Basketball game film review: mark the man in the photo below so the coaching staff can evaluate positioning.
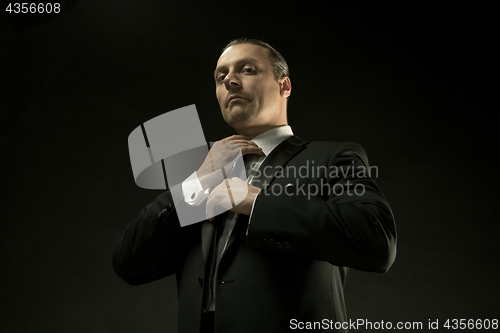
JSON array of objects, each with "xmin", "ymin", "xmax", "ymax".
[{"xmin": 113, "ymin": 38, "xmax": 397, "ymax": 333}]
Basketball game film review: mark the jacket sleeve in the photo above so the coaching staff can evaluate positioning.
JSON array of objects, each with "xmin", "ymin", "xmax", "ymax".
[
  {"xmin": 246, "ymin": 142, "xmax": 397, "ymax": 273},
  {"xmin": 112, "ymin": 189, "xmax": 200, "ymax": 285}
]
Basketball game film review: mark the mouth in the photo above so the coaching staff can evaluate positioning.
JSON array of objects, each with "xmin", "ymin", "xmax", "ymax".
[{"xmin": 227, "ymin": 95, "xmax": 247, "ymax": 106}]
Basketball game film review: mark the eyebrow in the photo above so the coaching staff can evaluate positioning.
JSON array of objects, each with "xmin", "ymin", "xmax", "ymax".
[{"xmin": 214, "ymin": 57, "xmax": 262, "ymax": 77}]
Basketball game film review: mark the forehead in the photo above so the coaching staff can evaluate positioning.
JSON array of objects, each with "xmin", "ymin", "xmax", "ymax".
[{"xmin": 216, "ymin": 43, "xmax": 270, "ymax": 68}]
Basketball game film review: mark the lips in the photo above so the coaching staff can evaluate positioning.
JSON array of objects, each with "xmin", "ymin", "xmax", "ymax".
[{"xmin": 227, "ymin": 95, "xmax": 247, "ymax": 106}]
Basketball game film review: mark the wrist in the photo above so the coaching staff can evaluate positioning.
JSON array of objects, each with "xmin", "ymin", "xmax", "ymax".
[{"xmin": 197, "ymin": 169, "xmax": 224, "ymax": 190}]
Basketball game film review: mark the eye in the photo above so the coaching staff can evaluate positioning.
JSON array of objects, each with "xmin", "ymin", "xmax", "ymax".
[
  {"xmin": 217, "ymin": 73, "xmax": 227, "ymax": 82},
  {"xmin": 243, "ymin": 67, "xmax": 255, "ymax": 74}
]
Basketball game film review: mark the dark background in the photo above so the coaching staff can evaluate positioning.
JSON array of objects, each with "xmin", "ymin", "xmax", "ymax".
[{"xmin": 1, "ymin": 1, "xmax": 498, "ymax": 332}]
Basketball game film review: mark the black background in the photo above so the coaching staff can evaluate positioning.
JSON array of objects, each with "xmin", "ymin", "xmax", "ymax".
[{"xmin": 1, "ymin": 1, "xmax": 498, "ymax": 332}]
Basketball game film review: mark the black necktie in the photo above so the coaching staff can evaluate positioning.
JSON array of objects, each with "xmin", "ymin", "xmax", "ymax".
[{"xmin": 204, "ymin": 148, "xmax": 263, "ymax": 312}]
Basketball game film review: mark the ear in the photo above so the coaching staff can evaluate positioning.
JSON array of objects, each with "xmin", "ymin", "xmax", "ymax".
[{"xmin": 279, "ymin": 76, "xmax": 292, "ymax": 98}]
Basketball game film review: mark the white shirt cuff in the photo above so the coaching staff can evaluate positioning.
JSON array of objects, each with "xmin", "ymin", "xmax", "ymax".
[{"xmin": 182, "ymin": 171, "xmax": 210, "ymax": 206}]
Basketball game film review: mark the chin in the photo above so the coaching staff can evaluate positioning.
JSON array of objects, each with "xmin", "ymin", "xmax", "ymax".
[{"xmin": 225, "ymin": 106, "xmax": 250, "ymax": 121}]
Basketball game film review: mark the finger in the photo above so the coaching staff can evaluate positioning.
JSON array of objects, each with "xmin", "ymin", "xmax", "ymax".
[
  {"xmin": 212, "ymin": 140, "xmax": 244, "ymax": 151},
  {"xmin": 230, "ymin": 140, "xmax": 260, "ymax": 147},
  {"xmin": 228, "ymin": 177, "xmax": 249, "ymax": 206},
  {"xmin": 209, "ymin": 151, "xmax": 215, "ymax": 172},
  {"xmin": 213, "ymin": 141, "xmax": 257, "ymax": 155},
  {"xmin": 220, "ymin": 135, "xmax": 253, "ymax": 142},
  {"xmin": 241, "ymin": 146, "xmax": 265, "ymax": 155},
  {"xmin": 206, "ymin": 182, "xmax": 226, "ymax": 221},
  {"xmin": 213, "ymin": 140, "xmax": 259, "ymax": 152},
  {"xmin": 223, "ymin": 140, "xmax": 260, "ymax": 155}
]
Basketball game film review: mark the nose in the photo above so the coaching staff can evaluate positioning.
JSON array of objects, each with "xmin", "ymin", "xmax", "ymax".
[{"xmin": 223, "ymin": 71, "xmax": 241, "ymax": 90}]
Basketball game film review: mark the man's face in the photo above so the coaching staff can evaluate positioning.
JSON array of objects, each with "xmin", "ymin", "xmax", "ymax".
[{"xmin": 214, "ymin": 43, "xmax": 286, "ymax": 133}]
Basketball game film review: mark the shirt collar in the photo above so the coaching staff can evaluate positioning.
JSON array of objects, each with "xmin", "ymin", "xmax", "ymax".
[{"xmin": 250, "ymin": 125, "xmax": 294, "ymax": 156}]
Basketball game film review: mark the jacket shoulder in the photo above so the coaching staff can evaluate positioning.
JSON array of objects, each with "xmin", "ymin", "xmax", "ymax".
[{"xmin": 302, "ymin": 140, "xmax": 370, "ymax": 167}]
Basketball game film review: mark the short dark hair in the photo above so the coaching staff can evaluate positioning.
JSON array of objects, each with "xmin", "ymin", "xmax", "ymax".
[{"xmin": 221, "ymin": 38, "xmax": 289, "ymax": 81}]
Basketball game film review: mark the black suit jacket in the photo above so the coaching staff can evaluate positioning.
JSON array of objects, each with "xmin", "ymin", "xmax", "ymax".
[{"xmin": 113, "ymin": 136, "xmax": 397, "ymax": 333}]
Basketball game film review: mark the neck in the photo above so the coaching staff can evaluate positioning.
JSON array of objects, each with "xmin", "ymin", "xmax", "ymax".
[{"xmin": 235, "ymin": 123, "xmax": 288, "ymax": 138}]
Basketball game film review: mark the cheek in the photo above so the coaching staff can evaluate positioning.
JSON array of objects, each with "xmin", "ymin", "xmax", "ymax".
[
  {"xmin": 257, "ymin": 86, "xmax": 274, "ymax": 104},
  {"xmin": 216, "ymin": 91, "xmax": 224, "ymax": 106}
]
